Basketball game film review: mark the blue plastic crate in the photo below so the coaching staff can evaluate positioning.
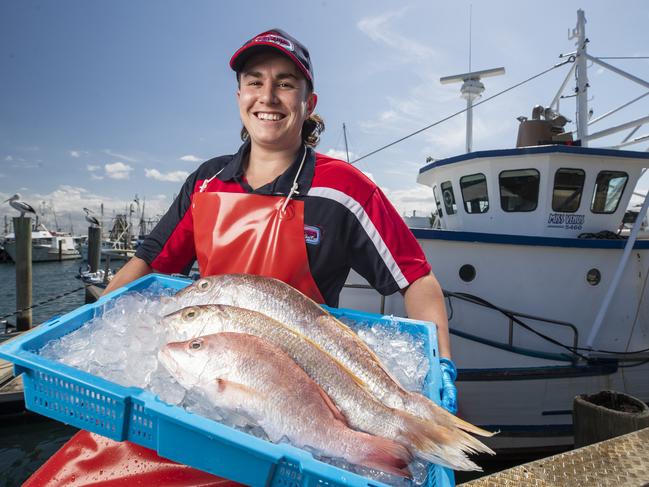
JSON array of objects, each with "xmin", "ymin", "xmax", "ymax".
[{"xmin": 0, "ymin": 274, "xmax": 454, "ymax": 487}]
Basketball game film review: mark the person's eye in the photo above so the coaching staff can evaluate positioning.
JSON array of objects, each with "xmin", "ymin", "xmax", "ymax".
[{"xmin": 278, "ymin": 82, "xmax": 294, "ymax": 89}]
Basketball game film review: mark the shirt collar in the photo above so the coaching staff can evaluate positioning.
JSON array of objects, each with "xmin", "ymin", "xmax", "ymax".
[{"xmin": 217, "ymin": 141, "xmax": 316, "ymax": 196}]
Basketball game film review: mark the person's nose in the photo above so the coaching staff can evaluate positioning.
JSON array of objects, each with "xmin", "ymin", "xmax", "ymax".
[{"xmin": 259, "ymin": 83, "xmax": 278, "ymax": 105}]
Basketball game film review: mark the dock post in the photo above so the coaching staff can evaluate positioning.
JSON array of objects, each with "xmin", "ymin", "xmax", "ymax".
[
  {"xmin": 14, "ymin": 217, "xmax": 32, "ymax": 331},
  {"xmin": 58, "ymin": 239, "xmax": 63, "ymax": 261},
  {"xmin": 86, "ymin": 226, "xmax": 101, "ymax": 303},
  {"xmin": 87, "ymin": 226, "xmax": 101, "ymax": 272}
]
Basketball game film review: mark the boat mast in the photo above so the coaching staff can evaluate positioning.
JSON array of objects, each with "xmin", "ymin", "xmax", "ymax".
[
  {"xmin": 343, "ymin": 123, "xmax": 350, "ymax": 163},
  {"xmin": 572, "ymin": 9, "xmax": 589, "ymax": 145}
]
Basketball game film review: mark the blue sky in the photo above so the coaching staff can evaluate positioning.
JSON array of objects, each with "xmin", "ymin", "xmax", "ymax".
[{"xmin": 2, "ymin": 1, "xmax": 648, "ymax": 233}]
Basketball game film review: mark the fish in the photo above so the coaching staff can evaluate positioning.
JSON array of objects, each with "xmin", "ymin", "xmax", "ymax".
[
  {"xmin": 166, "ymin": 274, "xmax": 495, "ymax": 447},
  {"xmin": 158, "ymin": 332, "xmax": 413, "ymax": 478},
  {"xmin": 163, "ymin": 304, "xmax": 484, "ymax": 470}
]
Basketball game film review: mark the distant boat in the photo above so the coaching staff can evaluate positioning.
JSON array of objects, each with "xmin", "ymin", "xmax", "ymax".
[{"xmin": 3, "ymin": 224, "xmax": 81, "ymax": 262}]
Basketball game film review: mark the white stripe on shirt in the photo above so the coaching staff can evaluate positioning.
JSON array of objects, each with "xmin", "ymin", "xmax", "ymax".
[{"xmin": 307, "ymin": 186, "xmax": 409, "ymax": 288}]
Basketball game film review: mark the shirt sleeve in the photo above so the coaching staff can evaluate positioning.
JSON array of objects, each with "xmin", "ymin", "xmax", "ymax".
[
  {"xmin": 349, "ymin": 186, "xmax": 432, "ymax": 295},
  {"xmin": 134, "ymin": 171, "xmax": 198, "ymax": 275}
]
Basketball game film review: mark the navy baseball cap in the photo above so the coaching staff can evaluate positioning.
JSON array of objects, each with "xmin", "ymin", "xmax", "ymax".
[{"xmin": 230, "ymin": 29, "xmax": 314, "ymax": 87}]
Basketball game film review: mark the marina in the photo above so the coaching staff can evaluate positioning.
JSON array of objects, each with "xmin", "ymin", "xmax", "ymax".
[{"xmin": 1, "ymin": 5, "xmax": 649, "ymax": 487}]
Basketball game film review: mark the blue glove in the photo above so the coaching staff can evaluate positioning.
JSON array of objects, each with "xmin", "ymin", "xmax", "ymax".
[{"xmin": 439, "ymin": 358, "xmax": 458, "ymax": 414}]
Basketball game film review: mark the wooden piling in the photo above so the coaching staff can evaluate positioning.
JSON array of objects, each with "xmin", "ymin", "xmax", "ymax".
[
  {"xmin": 87, "ymin": 226, "xmax": 101, "ymax": 273},
  {"xmin": 86, "ymin": 226, "xmax": 102, "ymax": 303},
  {"xmin": 58, "ymin": 239, "xmax": 63, "ymax": 261},
  {"xmin": 13, "ymin": 217, "xmax": 32, "ymax": 331}
]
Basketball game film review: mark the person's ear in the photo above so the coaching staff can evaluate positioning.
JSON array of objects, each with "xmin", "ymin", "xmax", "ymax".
[{"xmin": 307, "ymin": 92, "xmax": 318, "ymax": 115}]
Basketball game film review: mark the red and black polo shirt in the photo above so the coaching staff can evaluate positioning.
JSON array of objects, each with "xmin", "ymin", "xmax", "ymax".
[{"xmin": 135, "ymin": 142, "xmax": 431, "ymax": 306}]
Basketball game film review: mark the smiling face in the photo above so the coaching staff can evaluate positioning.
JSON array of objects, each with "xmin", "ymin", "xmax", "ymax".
[{"xmin": 237, "ymin": 51, "xmax": 317, "ymax": 153}]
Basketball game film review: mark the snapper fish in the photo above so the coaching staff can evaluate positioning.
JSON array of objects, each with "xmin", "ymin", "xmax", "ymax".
[
  {"xmin": 163, "ymin": 304, "xmax": 484, "ymax": 470},
  {"xmin": 158, "ymin": 332, "xmax": 413, "ymax": 478},
  {"xmin": 166, "ymin": 274, "xmax": 495, "ymax": 445}
]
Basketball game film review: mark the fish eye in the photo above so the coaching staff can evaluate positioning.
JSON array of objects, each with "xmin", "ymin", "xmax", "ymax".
[
  {"xmin": 183, "ymin": 308, "xmax": 197, "ymax": 319},
  {"xmin": 189, "ymin": 339, "xmax": 202, "ymax": 350},
  {"xmin": 198, "ymin": 280, "xmax": 210, "ymax": 291}
]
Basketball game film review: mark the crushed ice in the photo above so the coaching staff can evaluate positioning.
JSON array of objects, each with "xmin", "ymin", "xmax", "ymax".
[{"xmin": 39, "ymin": 284, "xmax": 436, "ymax": 486}]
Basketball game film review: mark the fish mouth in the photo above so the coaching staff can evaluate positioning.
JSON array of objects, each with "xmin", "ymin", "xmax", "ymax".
[{"xmin": 157, "ymin": 348, "xmax": 180, "ymax": 378}]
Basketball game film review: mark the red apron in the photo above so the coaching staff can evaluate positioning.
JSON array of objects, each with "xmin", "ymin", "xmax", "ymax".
[
  {"xmin": 26, "ymin": 149, "xmax": 324, "ymax": 486},
  {"xmin": 192, "ymin": 151, "xmax": 324, "ymax": 303}
]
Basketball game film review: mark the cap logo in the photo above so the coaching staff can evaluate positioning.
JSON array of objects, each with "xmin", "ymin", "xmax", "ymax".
[{"xmin": 253, "ymin": 34, "xmax": 294, "ymax": 52}]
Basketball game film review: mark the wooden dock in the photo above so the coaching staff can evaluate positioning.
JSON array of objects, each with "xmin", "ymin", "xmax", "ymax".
[
  {"xmin": 460, "ymin": 426, "xmax": 649, "ymax": 487},
  {"xmin": 0, "ymin": 331, "xmax": 26, "ymax": 412}
]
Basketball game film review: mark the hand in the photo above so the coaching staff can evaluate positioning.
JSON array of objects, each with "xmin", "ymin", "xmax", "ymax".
[{"xmin": 439, "ymin": 358, "xmax": 458, "ymax": 414}]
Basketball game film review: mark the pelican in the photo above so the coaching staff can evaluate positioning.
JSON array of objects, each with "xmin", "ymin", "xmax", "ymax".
[
  {"xmin": 3, "ymin": 193, "xmax": 36, "ymax": 218},
  {"xmin": 83, "ymin": 207, "xmax": 101, "ymax": 227}
]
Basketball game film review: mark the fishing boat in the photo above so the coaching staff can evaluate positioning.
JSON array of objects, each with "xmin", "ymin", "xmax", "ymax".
[
  {"xmin": 340, "ymin": 10, "xmax": 649, "ymax": 455},
  {"xmin": 3, "ymin": 224, "xmax": 81, "ymax": 262}
]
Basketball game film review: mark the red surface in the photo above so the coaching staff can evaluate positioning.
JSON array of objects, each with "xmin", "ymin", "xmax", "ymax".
[
  {"xmin": 193, "ymin": 191, "xmax": 325, "ymax": 303},
  {"xmin": 24, "ymin": 430, "xmax": 243, "ymax": 487}
]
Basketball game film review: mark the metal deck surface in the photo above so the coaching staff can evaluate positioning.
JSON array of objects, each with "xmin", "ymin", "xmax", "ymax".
[{"xmin": 460, "ymin": 427, "xmax": 649, "ymax": 487}]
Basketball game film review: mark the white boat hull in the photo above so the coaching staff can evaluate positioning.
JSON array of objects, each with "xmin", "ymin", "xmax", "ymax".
[{"xmin": 3, "ymin": 242, "xmax": 81, "ymax": 262}]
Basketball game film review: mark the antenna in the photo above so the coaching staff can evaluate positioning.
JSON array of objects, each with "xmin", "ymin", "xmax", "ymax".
[{"xmin": 440, "ymin": 67, "xmax": 505, "ymax": 153}]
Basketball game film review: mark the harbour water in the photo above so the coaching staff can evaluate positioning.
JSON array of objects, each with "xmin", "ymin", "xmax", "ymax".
[{"xmin": 0, "ymin": 260, "xmax": 91, "ymax": 327}]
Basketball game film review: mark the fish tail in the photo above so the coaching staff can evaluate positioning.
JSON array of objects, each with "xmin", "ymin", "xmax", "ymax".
[
  {"xmin": 397, "ymin": 411, "xmax": 488, "ymax": 471},
  {"xmin": 352, "ymin": 433, "xmax": 413, "ymax": 479},
  {"xmin": 404, "ymin": 391, "xmax": 497, "ymax": 438}
]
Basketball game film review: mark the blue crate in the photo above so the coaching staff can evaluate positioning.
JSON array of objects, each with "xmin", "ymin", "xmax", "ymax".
[{"xmin": 0, "ymin": 274, "xmax": 454, "ymax": 487}]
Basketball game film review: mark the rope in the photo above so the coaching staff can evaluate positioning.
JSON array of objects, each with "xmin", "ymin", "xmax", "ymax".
[
  {"xmin": 0, "ymin": 286, "xmax": 86, "ymax": 321},
  {"xmin": 350, "ymin": 57, "xmax": 575, "ymax": 165}
]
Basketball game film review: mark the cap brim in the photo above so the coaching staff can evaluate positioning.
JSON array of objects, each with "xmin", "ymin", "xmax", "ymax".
[{"xmin": 229, "ymin": 43, "xmax": 312, "ymax": 84}]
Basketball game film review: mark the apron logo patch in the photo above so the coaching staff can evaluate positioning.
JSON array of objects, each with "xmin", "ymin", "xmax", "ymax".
[{"xmin": 304, "ymin": 225, "xmax": 321, "ymax": 245}]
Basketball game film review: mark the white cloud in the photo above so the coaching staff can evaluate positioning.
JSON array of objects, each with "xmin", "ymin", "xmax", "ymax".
[
  {"xmin": 5, "ymin": 155, "xmax": 13, "ymax": 161},
  {"xmin": 103, "ymin": 149, "xmax": 138, "ymax": 163},
  {"xmin": 70, "ymin": 150, "xmax": 81, "ymax": 158},
  {"xmin": 105, "ymin": 162, "xmax": 133, "ymax": 180},
  {"xmin": 180, "ymin": 155, "xmax": 202, "ymax": 163},
  {"xmin": 383, "ymin": 184, "xmax": 435, "ymax": 215},
  {"xmin": 361, "ymin": 171, "xmax": 376, "ymax": 182},
  {"xmin": 87, "ymin": 164, "xmax": 100, "ymax": 172},
  {"xmin": 324, "ymin": 148, "xmax": 357, "ymax": 162},
  {"xmin": 145, "ymin": 168, "xmax": 189, "ymax": 182},
  {"xmin": 357, "ymin": 9, "xmax": 436, "ymax": 63},
  {"xmin": 91, "ymin": 174, "xmax": 104, "ymax": 180}
]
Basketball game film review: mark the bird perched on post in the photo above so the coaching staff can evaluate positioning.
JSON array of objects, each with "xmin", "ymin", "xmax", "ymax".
[
  {"xmin": 3, "ymin": 193, "xmax": 36, "ymax": 218},
  {"xmin": 83, "ymin": 207, "xmax": 101, "ymax": 227}
]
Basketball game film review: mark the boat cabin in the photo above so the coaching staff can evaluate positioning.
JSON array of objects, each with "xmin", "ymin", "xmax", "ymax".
[{"xmin": 417, "ymin": 145, "xmax": 649, "ymax": 238}]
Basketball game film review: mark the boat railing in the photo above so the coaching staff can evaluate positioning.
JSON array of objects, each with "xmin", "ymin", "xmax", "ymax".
[
  {"xmin": 446, "ymin": 291, "xmax": 579, "ymax": 361},
  {"xmin": 343, "ymin": 283, "xmax": 580, "ymax": 360}
]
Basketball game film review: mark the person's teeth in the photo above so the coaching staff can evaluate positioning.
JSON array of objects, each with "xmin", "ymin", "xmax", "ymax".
[{"xmin": 256, "ymin": 113, "xmax": 283, "ymax": 121}]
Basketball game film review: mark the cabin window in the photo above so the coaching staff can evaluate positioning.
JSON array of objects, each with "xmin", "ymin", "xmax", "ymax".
[
  {"xmin": 552, "ymin": 168, "xmax": 585, "ymax": 212},
  {"xmin": 460, "ymin": 173, "xmax": 489, "ymax": 213},
  {"xmin": 499, "ymin": 169, "xmax": 540, "ymax": 212},
  {"xmin": 591, "ymin": 171, "xmax": 628, "ymax": 214},
  {"xmin": 432, "ymin": 185, "xmax": 443, "ymax": 218},
  {"xmin": 441, "ymin": 181, "xmax": 457, "ymax": 215}
]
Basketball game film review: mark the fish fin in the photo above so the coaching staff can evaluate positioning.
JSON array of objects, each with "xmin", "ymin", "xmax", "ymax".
[
  {"xmin": 396, "ymin": 410, "xmax": 490, "ymax": 470},
  {"xmin": 316, "ymin": 315, "xmax": 408, "ymax": 389},
  {"xmin": 356, "ymin": 435, "xmax": 413, "ymax": 479},
  {"xmin": 315, "ymin": 382, "xmax": 349, "ymax": 426},
  {"xmin": 216, "ymin": 379, "xmax": 261, "ymax": 398},
  {"xmin": 405, "ymin": 391, "xmax": 497, "ymax": 438}
]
